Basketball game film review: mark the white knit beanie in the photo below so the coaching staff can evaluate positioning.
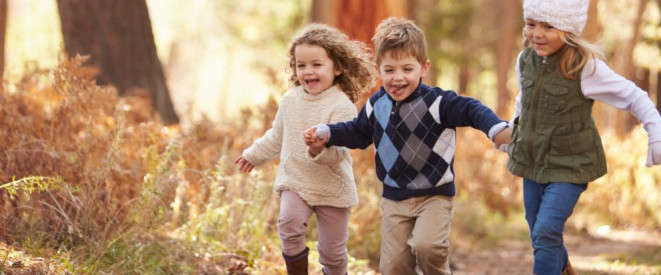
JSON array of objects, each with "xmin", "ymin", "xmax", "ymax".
[{"xmin": 523, "ymin": 0, "xmax": 590, "ymax": 35}]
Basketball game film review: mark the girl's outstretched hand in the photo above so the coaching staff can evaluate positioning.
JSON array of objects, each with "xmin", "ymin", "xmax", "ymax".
[
  {"xmin": 235, "ymin": 155, "xmax": 255, "ymax": 173},
  {"xmin": 647, "ymin": 141, "xmax": 661, "ymax": 167}
]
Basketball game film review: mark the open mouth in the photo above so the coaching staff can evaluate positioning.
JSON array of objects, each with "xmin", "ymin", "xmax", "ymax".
[
  {"xmin": 305, "ymin": 79, "xmax": 319, "ymax": 87},
  {"xmin": 389, "ymin": 84, "xmax": 406, "ymax": 96}
]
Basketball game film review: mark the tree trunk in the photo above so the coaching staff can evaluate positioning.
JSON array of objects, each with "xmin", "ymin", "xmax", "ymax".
[
  {"xmin": 611, "ymin": 0, "xmax": 646, "ymax": 136},
  {"xmin": 56, "ymin": 0, "xmax": 178, "ymax": 124},
  {"xmin": 494, "ymin": 0, "xmax": 520, "ymax": 117},
  {"xmin": 458, "ymin": 64, "xmax": 469, "ymax": 97},
  {"xmin": 657, "ymin": 72, "xmax": 661, "ymax": 114},
  {"xmin": 585, "ymin": 0, "xmax": 607, "ymax": 130},
  {"xmin": 311, "ymin": 0, "xmax": 336, "ymax": 26},
  {"xmin": 582, "ymin": 0, "xmax": 602, "ymax": 43},
  {"xmin": 332, "ymin": 0, "xmax": 414, "ymax": 44},
  {"xmin": 328, "ymin": 0, "xmax": 414, "ymax": 102},
  {"xmin": 0, "ymin": 0, "xmax": 7, "ymax": 83}
]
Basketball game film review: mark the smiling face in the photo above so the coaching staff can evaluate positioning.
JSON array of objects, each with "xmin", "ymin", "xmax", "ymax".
[
  {"xmin": 524, "ymin": 18, "xmax": 566, "ymax": 57},
  {"xmin": 377, "ymin": 51, "xmax": 430, "ymax": 102},
  {"xmin": 294, "ymin": 43, "xmax": 341, "ymax": 95}
]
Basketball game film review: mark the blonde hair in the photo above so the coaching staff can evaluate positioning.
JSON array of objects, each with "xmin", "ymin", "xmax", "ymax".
[
  {"xmin": 522, "ymin": 28, "xmax": 604, "ymax": 79},
  {"xmin": 287, "ymin": 23, "xmax": 377, "ymax": 103},
  {"xmin": 372, "ymin": 17, "xmax": 428, "ymax": 67}
]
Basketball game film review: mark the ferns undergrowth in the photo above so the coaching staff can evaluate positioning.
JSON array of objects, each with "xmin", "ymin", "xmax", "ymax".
[{"xmin": 1, "ymin": 53, "xmax": 659, "ymax": 274}]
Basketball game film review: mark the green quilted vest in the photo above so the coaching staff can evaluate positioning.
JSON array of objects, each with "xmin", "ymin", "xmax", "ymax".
[{"xmin": 508, "ymin": 48, "xmax": 607, "ymax": 183}]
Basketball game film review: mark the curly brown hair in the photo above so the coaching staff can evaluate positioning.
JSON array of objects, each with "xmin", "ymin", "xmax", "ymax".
[{"xmin": 287, "ymin": 23, "xmax": 377, "ymax": 103}]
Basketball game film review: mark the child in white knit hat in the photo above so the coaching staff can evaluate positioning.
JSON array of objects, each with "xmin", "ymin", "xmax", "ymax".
[{"xmin": 506, "ymin": 0, "xmax": 661, "ymax": 274}]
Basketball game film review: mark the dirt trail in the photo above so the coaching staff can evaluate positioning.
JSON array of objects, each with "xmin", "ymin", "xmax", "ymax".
[
  {"xmin": 2, "ymin": 229, "xmax": 660, "ymax": 274},
  {"xmin": 451, "ymin": 228, "xmax": 661, "ymax": 275}
]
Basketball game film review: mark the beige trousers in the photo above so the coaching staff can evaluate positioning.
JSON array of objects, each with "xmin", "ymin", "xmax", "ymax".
[
  {"xmin": 278, "ymin": 190, "xmax": 351, "ymax": 275},
  {"xmin": 380, "ymin": 195, "xmax": 453, "ymax": 275}
]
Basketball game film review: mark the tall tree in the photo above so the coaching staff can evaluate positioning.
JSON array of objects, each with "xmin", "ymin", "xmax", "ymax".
[
  {"xmin": 56, "ymin": 0, "xmax": 178, "ymax": 124},
  {"xmin": 493, "ymin": 0, "xmax": 521, "ymax": 117},
  {"xmin": 0, "ymin": 0, "xmax": 7, "ymax": 83},
  {"xmin": 609, "ymin": 0, "xmax": 647, "ymax": 135},
  {"xmin": 583, "ymin": 0, "xmax": 608, "ymax": 129},
  {"xmin": 312, "ymin": 0, "xmax": 414, "ymax": 44}
]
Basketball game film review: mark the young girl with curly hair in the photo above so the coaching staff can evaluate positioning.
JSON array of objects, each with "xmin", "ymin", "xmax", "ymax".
[{"xmin": 235, "ymin": 23, "xmax": 376, "ymax": 275}]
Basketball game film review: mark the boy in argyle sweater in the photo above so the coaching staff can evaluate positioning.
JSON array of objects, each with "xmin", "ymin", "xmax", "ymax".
[{"xmin": 304, "ymin": 17, "xmax": 511, "ymax": 274}]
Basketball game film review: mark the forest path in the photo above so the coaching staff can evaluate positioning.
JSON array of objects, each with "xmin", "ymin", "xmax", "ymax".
[
  {"xmin": 451, "ymin": 228, "xmax": 661, "ymax": 275},
  {"xmin": 1, "ymin": 228, "xmax": 660, "ymax": 274}
]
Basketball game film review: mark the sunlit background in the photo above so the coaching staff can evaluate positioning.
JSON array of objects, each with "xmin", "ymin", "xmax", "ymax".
[
  {"xmin": 5, "ymin": 0, "xmax": 307, "ymax": 123},
  {"xmin": 2, "ymin": 1, "xmax": 661, "ymax": 273},
  {"xmin": 5, "ymin": 0, "xmax": 660, "ymax": 124}
]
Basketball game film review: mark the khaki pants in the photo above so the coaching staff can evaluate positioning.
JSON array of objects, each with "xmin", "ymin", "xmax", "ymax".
[
  {"xmin": 278, "ymin": 190, "xmax": 351, "ymax": 275},
  {"xmin": 380, "ymin": 195, "xmax": 453, "ymax": 275}
]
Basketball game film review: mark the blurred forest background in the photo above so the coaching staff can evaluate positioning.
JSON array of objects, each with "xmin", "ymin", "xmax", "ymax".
[{"xmin": 0, "ymin": 0, "xmax": 660, "ymax": 274}]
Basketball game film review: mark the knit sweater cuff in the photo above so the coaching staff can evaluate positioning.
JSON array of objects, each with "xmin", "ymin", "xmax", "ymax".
[
  {"xmin": 481, "ymin": 115, "xmax": 506, "ymax": 138},
  {"xmin": 488, "ymin": 122, "xmax": 509, "ymax": 141},
  {"xmin": 645, "ymin": 120, "xmax": 661, "ymax": 144},
  {"xmin": 327, "ymin": 124, "xmax": 348, "ymax": 147}
]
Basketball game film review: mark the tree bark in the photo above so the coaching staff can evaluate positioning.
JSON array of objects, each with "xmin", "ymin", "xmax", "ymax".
[
  {"xmin": 611, "ymin": 0, "xmax": 646, "ymax": 135},
  {"xmin": 328, "ymin": 0, "xmax": 414, "ymax": 103},
  {"xmin": 311, "ymin": 0, "xmax": 336, "ymax": 26},
  {"xmin": 583, "ymin": 0, "xmax": 602, "ymax": 43},
  {"xmin": 494, "ymin": 0, "xmax": 520, "ymax": 117},
  {"xmin": 56, "ymin": 0, "xmax": 178, "ymax": 124},
  {"xmin": 331, "ymin": 0, "xmax": 414, "ymax": 44},
  {"xmin": 657, "ymin": 72, "xmax": 661, "ymax": 114},
  {"xmin": 585, "ymin": 0, "xmax": 607, "ymax": 129},
  {"xmin": 0, "ymin": 0, "xmax": 7, "ymax": 83}
]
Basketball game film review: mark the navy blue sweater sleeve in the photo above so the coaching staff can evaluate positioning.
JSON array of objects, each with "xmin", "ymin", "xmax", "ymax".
[
  {"xmin": 438, "ymin": 89, "xmax": 504, "ymax": 135},
  {"xmin": 327, "ymin": 103, "xmax": 374, "ymax": 149}
]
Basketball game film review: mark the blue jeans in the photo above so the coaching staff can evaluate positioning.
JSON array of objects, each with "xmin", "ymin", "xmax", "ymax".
[{"xmin": 523, "ymin": 179, "xmax": 586, "ymax": 275}]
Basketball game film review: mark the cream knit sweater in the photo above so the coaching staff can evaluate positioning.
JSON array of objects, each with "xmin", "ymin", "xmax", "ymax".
[{"xmin": 242, "ymin": 85, "xmax": 358, "ymax": 208}]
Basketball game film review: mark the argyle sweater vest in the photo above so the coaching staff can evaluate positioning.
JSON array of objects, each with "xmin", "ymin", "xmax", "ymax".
[{"xmin": 327, "ymin": 84, "xmax": 504, "ymax": 201}]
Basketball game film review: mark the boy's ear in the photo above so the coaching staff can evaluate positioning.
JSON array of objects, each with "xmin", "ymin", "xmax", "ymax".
[
  {"xmin": 374, "ymin": 64, "xmax": 383, "ymax": 77},
  {"xmin": 335, "ymin": 69, "xmax": 342, "ymax": 76},
  {"xmin": 420, "ymin": 60, "xmax": 431, "ymax": 77}
]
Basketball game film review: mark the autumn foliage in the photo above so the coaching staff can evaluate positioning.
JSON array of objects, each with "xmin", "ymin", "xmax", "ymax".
[{"xmin": 0, "ymin": 53, "xmax": 660, "ymax": 274}]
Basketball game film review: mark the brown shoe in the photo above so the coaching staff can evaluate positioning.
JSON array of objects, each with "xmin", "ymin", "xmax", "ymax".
[{"xmin": 561, "ymin": 260, "xmax": 578, "ymax": 275}]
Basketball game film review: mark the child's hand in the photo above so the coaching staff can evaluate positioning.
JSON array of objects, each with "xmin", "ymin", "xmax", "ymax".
[
  {"xmin": 304, "ymin": 124, "xmax": 330, "ymax": 144},
  {"xmin": 304, "ymin": 125, "xmax": 328, "ymax": 157},
  {"xmin": 496, "ymin": 143, "xmax": 509, "ymax": 153},
  {"xmin": 234, "ymin": 155, "xmax": 255, "ymax": 173},
  {"xmin": 493, "ymin": 127, "xmax": 512, "ymax": 152},
  {"xmin": 646, "ymin": 141, "xmax": 661, "ymax": 167},
  {"xmin": 303, "ymin": 127, "xmax": 317, "ymax": 146}
]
